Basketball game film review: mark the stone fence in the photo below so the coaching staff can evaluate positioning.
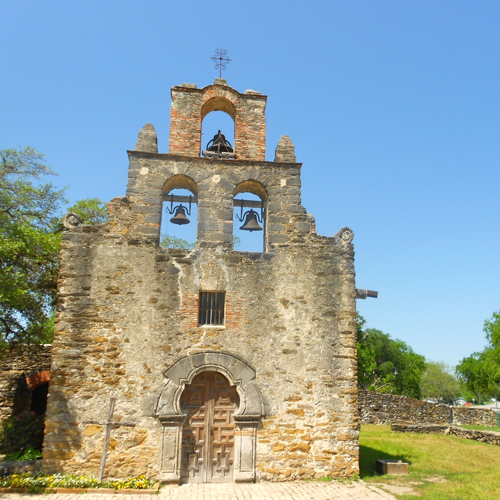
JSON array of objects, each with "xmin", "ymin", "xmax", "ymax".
[
  {"xmin": 359, "ymin": 390, "xmax": 498, "ymax": 427},
  {"xmin": 391, "ymin": 422, "xmax": 500, "ymax": 447}
]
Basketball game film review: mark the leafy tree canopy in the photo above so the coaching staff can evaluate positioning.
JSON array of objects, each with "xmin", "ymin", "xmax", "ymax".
[
  {"xmin": 67, "ymin": 197, "xmax": 108, "ymax": 226},
  {"xmin": 0, "ymin": 147, "xmax": 66, "ymax": 346},
  {"xmin": 420, "ymin": 361, "xmax": 460, "ymax": 404},
  {"xmin": 456, "ymin": 310, "xmax": 500, "ymax": 402},
  {"xmin": 160, "ymin": 234, "xmax": 196, "ymax": 249},
  {"xmin": 0, "ymin": 147, "xmax": 108, "ymax": 347},
  {"xmin": 357, "ymin": 315, "xmax": 427, "ymax": 399}
]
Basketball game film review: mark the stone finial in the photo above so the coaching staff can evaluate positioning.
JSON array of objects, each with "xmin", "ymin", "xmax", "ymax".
[
  {"xmin": 135, "ymin": 124, "xmax": 158, "ymax": 153},
  {"xmin": 62, "ymin": 212, "xmax": 82, "ymax": 230},
  {"xmin": 214, "ymin": 78, "xmax": 228, "ymax": 86},
  {"xmin": 334, "ymin": 227, "xmax": 354, "ymax": 244},
  {"xmin": 274, "ymin": 135, "xmax": 296, "ymax": 163}
]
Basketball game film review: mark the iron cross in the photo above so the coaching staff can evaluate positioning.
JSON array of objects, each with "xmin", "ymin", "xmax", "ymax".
[
  {"xmin": 84, "ymin": 397, "xmax": 136, "ymax": 481},
  {"xmin": 211, "ymin": 48, "xmax": 231, "ymax": 78}
]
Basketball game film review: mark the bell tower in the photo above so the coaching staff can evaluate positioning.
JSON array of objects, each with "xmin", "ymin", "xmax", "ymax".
[{"xmin": 168, "ymin": 79, "xmax": 267, "ymax": 161}]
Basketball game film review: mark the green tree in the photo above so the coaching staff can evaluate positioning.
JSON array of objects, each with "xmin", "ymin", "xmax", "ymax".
[
  {"xmin": 0, "ymin": 147, "xmax": 66, "ymax": 346},
  {"xmin": 160, "ymin": 234, "xmax": 196, "ymax": 249},
  {"xmin": 456, "ymin": 311, "xmax": 500, "ymax": 403},
  {"xmin": 0, "ymin": 147, "xmax": 107, "ymax": 346},
  {"xmin": 420, "ymin": 361, "xmax": 460, "ymax": 404},
  {"xmin": 357, "ymin": 316, "xmax": 427, "ymax": 398},
  {"xmin": 67, "ymin": 197, "xmax": 107, "ymax": 226},
  {"xmin": 160, "ymin": 234, "xmax": 241, "ymax": 249}
]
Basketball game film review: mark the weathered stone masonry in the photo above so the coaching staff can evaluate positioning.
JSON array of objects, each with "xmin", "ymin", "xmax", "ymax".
[{"xmin": 43, "ymin": 79, "xmax": 360, "ymax": 483}]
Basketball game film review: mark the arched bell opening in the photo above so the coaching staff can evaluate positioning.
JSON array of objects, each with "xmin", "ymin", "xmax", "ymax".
[
  {"xmin": 161, "ymin": 175, "xmax": 198, "ymax": 249},
  {"xmin": 179, "ymin": 371, "xmax": 240, "ymax": 483},
  {"xmin": 201, "ymin": 98, "xmax": 236, "ymax": 159},
  {"xmin": 233, "ymin": 181, "xmax": 267, "ymax": 252}
]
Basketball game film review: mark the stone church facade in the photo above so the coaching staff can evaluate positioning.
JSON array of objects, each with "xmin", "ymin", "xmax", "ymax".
[{"xmin": 43, "ymin": 78, "xmax": 360, "ymax": 483}]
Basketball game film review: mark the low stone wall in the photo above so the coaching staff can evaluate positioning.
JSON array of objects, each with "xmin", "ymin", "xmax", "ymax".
[
  {"xmin": 359, "ymin": 390, "xmax": 498, "ymax": 427},
  {"xmin": 452, "ymin": 406, "xmax": 498, "ymax": 426},
  {"xmin": 0, "ymin": 345, "xmax": 52, "ymax": 424},
  {"xmin": 0, "ymin": 460, "xmax": 41, "ymax": 477},
  {"xmin": 391, "ymin": 423, "xmax": 500, "ymax": 447},
  {"xmin": 359, "ymin": 391, "xmax": 451, "ymax": 425}
]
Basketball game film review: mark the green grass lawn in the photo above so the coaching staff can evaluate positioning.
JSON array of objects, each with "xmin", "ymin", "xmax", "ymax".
[
  {"xmin": 458, "ymin": 424, "xmax": 500, "ymax": 432},
  {"xmin": 360, "ymin": 425, "xmax": 500, "ymax": 500}
]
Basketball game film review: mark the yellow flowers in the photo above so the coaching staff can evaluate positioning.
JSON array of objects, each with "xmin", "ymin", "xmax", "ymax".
[{"xmin": 0, "ymin": 473, "xmax": 155, "ymax": 492}]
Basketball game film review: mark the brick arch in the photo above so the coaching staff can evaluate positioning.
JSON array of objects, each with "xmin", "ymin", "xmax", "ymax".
[
  {"xmin": 169, "ymin": 83, "xmax": 267, "ymax": 161},
  {"xmin": 201, "ymin": 96, "xmax": 237, "ymax": 120},
  {"xmin": 25, "ymin": 369, "xmax": 50, "ymax": 390}
]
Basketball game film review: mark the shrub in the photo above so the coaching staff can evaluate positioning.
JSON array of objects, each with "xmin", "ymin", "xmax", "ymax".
[{"xmin": 0, "ymin": 411, "xmax": 44, "ymax": 455}]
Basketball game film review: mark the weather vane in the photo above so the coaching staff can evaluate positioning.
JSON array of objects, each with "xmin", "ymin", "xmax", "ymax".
[{"xmin": 211, "ymin": 48, "xmax": 231, "ymax": 78}]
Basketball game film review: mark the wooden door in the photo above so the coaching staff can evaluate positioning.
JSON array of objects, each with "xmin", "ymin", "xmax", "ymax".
[{"xmin": 180, "ymin": 372, "xmax": 239, "ymax": 483}]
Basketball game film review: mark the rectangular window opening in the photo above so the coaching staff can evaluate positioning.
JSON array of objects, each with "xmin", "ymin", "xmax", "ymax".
[{"xmin": 198, "ymin": 291, "xmax": 225, "ymax": 326}]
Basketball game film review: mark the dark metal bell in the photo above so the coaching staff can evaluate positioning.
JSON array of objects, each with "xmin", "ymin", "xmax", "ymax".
[
  {"xmin": 170, "ymin": 205, "xmax": 190, "ymax": 225},
  {"xmin": 239, "ymin": 210, "xmax": 262, "ymax": 232},
  {"xmin": 206, "ymin": 130, "xmax": 234, "ymax": 154}
]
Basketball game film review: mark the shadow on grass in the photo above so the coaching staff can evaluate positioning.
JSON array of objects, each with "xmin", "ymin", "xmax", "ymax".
[{"xmin": 360, "ymin": 444, "xmax": 413, "ymax": 479}]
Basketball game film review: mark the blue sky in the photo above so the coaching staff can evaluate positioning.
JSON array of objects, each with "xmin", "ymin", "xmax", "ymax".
[{"xmin": 1, "ymin": 1, "xmax": 499, "ymax": 368}]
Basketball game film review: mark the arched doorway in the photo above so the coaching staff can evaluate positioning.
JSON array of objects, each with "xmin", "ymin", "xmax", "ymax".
[{"xmin": 180, "ymin": 371, "xmax": 239, "ymax": 483}]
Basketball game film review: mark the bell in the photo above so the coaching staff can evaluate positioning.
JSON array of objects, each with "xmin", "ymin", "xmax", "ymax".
[
  {"xmin": 239, "ymin": 210, "xmax": 263, "ymax": 232},
  {"xmin": 206, "ymin": 130, "xmax": 234, "ymax": 154},
  {"xmin": 170, "ymin": 205, "xmax": 190, "ymax": 225}
]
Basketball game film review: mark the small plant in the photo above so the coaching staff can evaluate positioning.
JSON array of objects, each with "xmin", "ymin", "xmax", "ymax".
[
  {"xmin": 4, "ymin": 446, "xmax": 42, "ymax": 461},
  {"xmin": 0, "ymin": 474, "xmax": 156, "ymax": 493},
  {"xmin": 0, "ymin": 412, "xmax": 44, "ymax": 456}
]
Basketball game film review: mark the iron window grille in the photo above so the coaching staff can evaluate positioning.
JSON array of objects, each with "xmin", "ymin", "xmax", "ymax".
[{"xmin": 198, "ymin": 292, "xmax": 226, "ymax": 326}]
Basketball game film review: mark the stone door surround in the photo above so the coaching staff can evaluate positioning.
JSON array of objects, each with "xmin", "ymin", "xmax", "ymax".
[{"xmin": 157, "ymin": 351, "xmax": 264, "ymax": 484}]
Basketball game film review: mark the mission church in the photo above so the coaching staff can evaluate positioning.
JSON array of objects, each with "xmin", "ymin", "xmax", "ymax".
[{"xmin": 43, "ymin": 77, "xmax": 364, "ymax": 483}]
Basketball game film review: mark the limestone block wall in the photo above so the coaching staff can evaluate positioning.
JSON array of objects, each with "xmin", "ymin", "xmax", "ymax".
[
  {"xmin": 43, "ymin": 152, "xmax": 359, "ymax": 481},
  {"xmin": 360, "ymin": 391, "xmax": 498, "ymax": 427},
  {"xmin": 452, "ymin": 406, "xmax": 498, "ymax": 426},
  {"xmin": 0, "ymin": 345, "xmax": 52, "ymax": 423}
]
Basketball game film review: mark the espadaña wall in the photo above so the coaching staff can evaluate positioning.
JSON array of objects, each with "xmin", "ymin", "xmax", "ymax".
[{"xmin": 359, "ymin": 390, "xmax": 498, "ymax": 427}]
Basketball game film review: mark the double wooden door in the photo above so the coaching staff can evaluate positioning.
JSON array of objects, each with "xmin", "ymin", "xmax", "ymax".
[{"xmin": 180, "ymin": 372, "xmax": 239, "ymax": 483}]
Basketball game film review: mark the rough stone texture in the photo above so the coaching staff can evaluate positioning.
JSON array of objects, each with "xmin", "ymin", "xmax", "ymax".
[
  {"xmin": 274, "ymin": 136, "xmax": 296, "ymax": 163},
  {"xmin": 391, "ymin": 423, "xmax": 500, "ymax": 447},
  {"xmin": 360, "ymin": 391, "xmax": 499, "ymax": 427},
  {"xmin": 168, "ymin": 80, "xmax": 267, "ymax": 161},
  {"xmin": 452, "ymin": 405, "xmax": 498, "ymax": 426},
  {"xmin": 135, "ymin": 124, "xmax": 158, "ymax": 154},
  {"xmin": 0, "ymin": 345, "xmax": 52, "ymax": 424},
  {"xmin": 43, "ymin": 80, "xmax": 360, "ymax": 483},
  {"xmin": 0, "ymin": 460, "xmax": 41, "ymax": 477}
]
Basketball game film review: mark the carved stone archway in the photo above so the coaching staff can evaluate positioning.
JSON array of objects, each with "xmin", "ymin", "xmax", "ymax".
[{"xmin": 156, "ymin": 351, "xmax": 264, "ymax": 484}]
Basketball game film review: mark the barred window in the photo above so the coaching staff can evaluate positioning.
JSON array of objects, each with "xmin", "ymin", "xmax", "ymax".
[{"xmin": 198, "ymin": 292, "xmax": 225, "ymax": 326}]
